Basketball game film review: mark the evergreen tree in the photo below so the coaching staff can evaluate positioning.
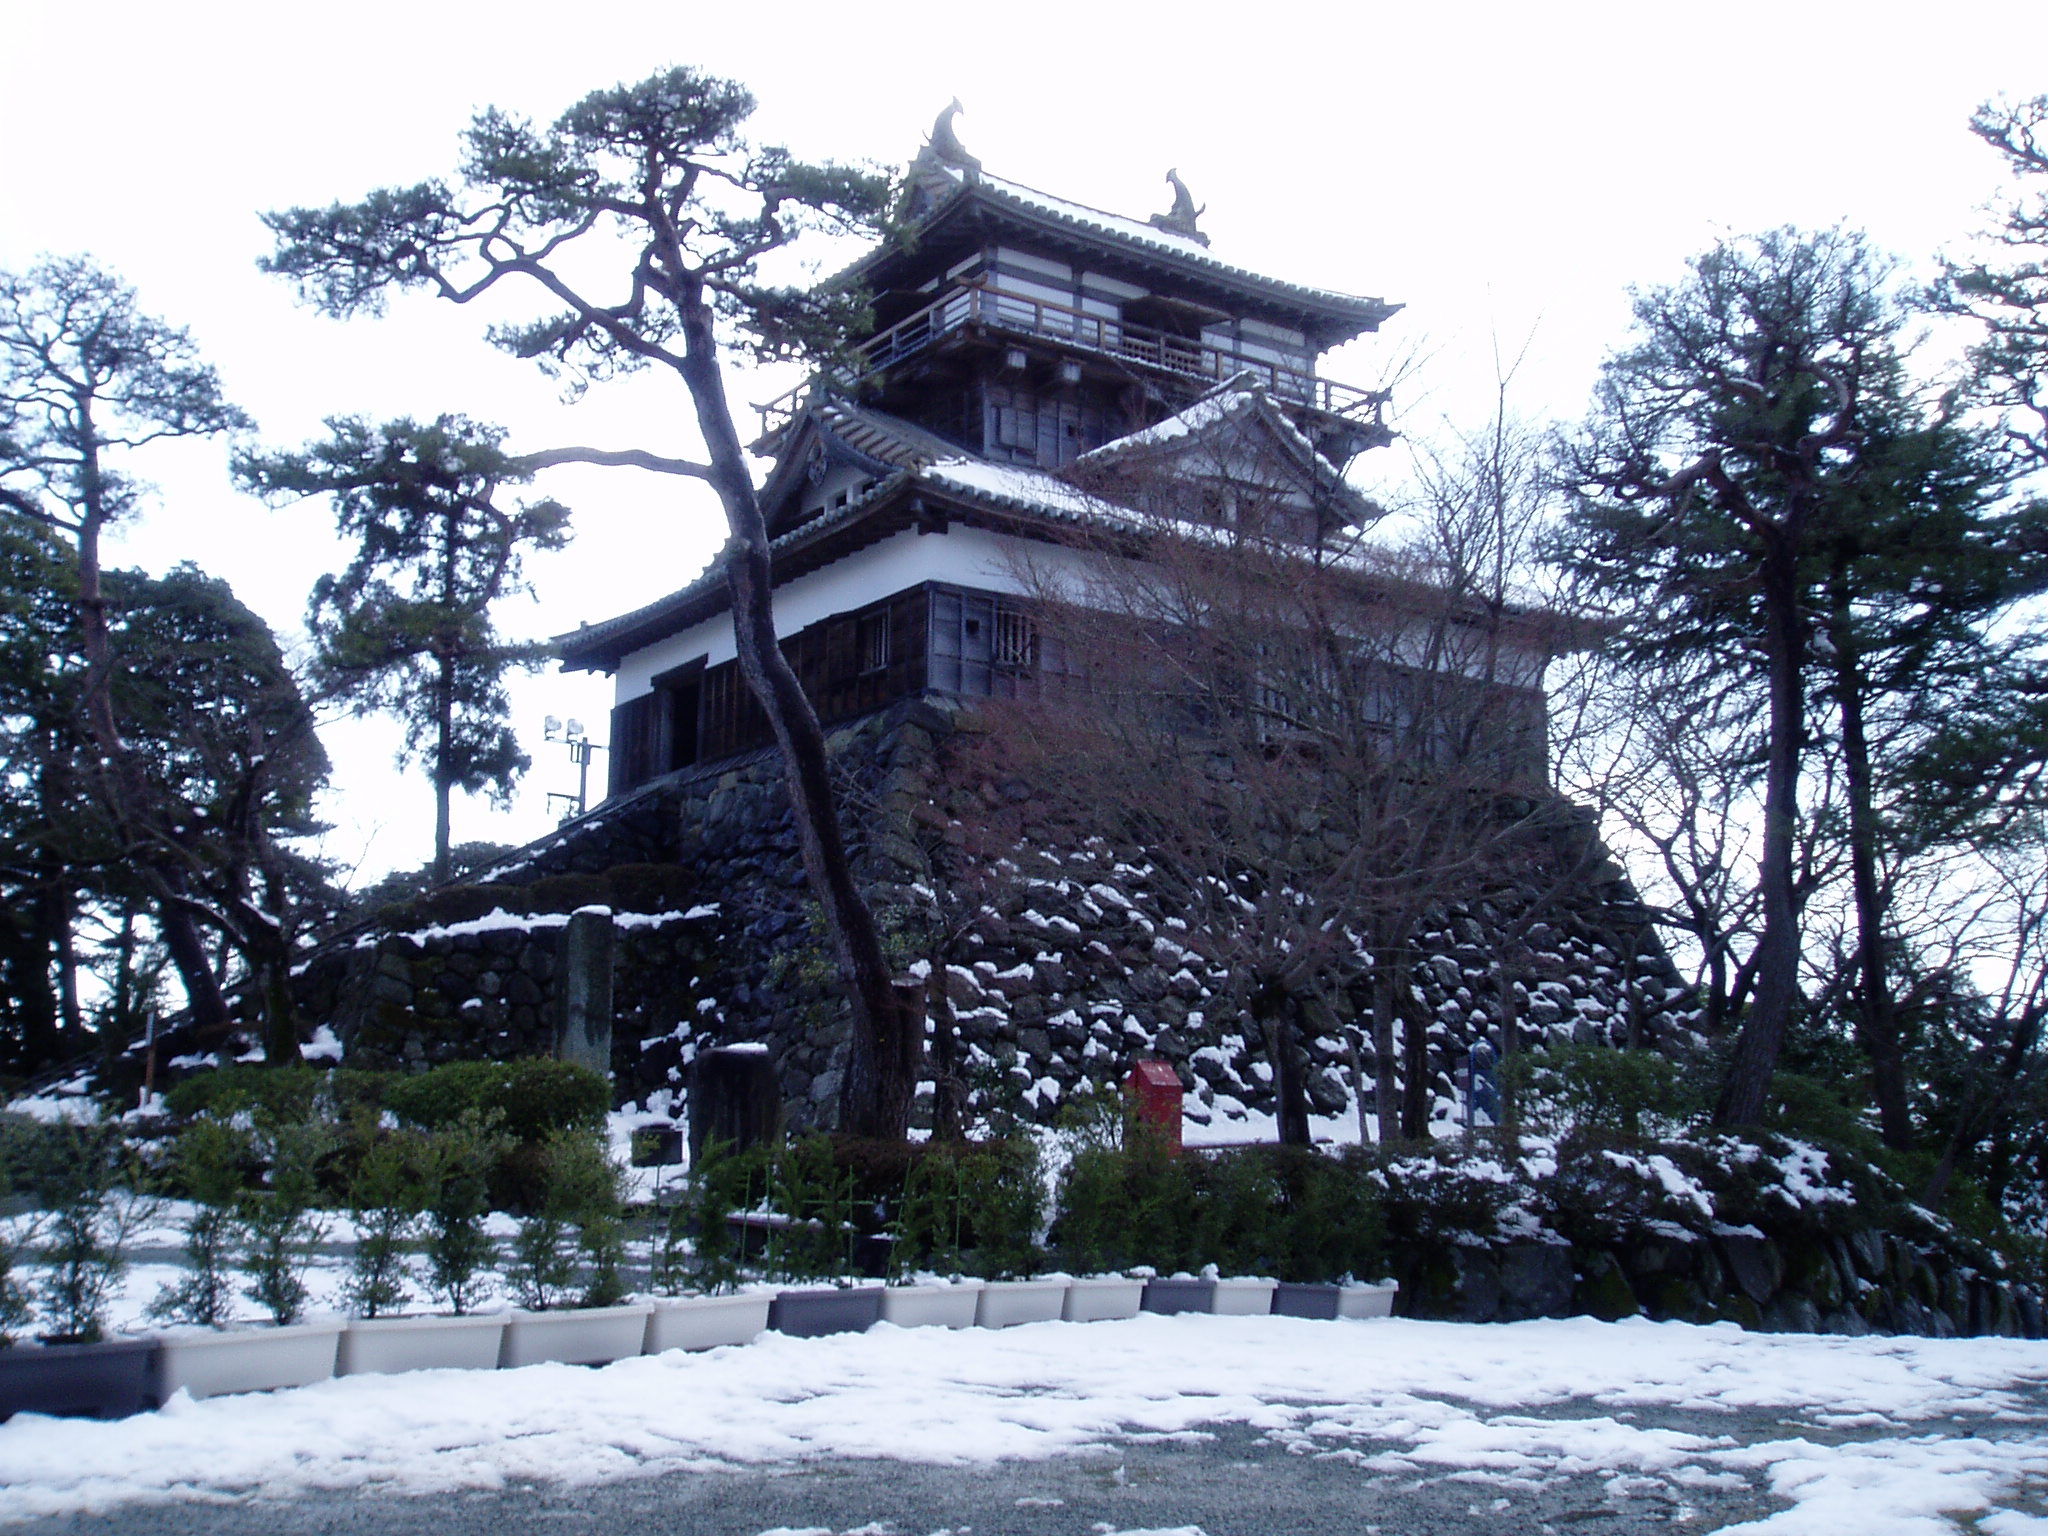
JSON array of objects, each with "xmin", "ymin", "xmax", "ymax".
[
  {"xmin": 238, "ymin": 415, "xmax": 568, "ymax": 884},
  {"xmin": 258, "ymin": 67, "xmax": 918, "ymax": 1138},
  {"xmin": 1559, "ymin": 227, "xmax": 2044, "ymax": 1130},
  {"xmin": 0, "ymin": 258, "xmax": 277, "ymax": 1049},
  {"xmin": 1938, "ymin": 95, "xmax": 2048, "ymax": 469}
]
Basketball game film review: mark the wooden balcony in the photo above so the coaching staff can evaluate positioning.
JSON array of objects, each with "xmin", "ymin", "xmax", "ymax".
[{"xmin": 756, "ymin": 282, "xmax": 1389, "ymax": 442}]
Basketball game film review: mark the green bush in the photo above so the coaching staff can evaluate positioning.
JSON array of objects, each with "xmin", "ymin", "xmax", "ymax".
[
  {"xmin": 508, "ymin": 1128, "xmax": 627, "ymax": 1310},
  {"xmin": 385, "ymin": 1059, "xmax": 609, "ymax": 1147},
  {"xmin": 342, "ymin": 1123, "xmax": 432, "ymax": 1319},
  {"xmin": 653, "ymin": 1140, "xmax": 773, "ymax": 1296},
  {"xmin": 1051, "ymin": 1139, "xmax": 1385, "ymax": 1283},
  {"xmin": 1505, "ymin": 1044, "xmax": 1705, "ymax": 1140},
  {"xmin": 420, "ymin": 1112, "xmax": 507, "ymax": 1315},
  {"xmin": 760, "ymin": 1134, "xmax": 862, "ymax": 1282},
  {"xmin": 1236, "ymin": 1146, "xmax": 1386, "ymax": 1283},
  {"xmin": 0, "ymin": 1118, "xmax": 39, "ymax": 1346},
  {"xmin": 33, "ymin": 1122, "xmax": 138, "ymax": 1343},
  {"xmin": 147, "ymin": 1117, "xmax": 250, "ymax": 1328},
  {"xmin": 238, "ymin": 1117, "xmax": 334, "ymax": 1326},
  {"xmin": 896, "ymin": 1140, "xmax": 1044, "ymax": 1280},
  {"xmin": 1052, "ymin": 1127, "xmax": 1200, "ymax": 1274},
  {"xmin": 162, "ymin": 1064, "xmax": 395, "ymax": 1130}
]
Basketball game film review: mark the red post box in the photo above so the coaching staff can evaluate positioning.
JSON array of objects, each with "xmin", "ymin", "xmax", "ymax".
[{"xmin": 1125, "ymin": 1060, "xmax": 1184, "ymax": 1152}]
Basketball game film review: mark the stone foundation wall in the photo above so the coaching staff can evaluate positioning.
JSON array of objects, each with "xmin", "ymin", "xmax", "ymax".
[
  {"xmin": 1404, "ymin": 1222, "xmax": 2043, "ymax": 1339},
  {"xmin": 284, "ymin": 696, "xmax": 1701, "ymax": 1135}
]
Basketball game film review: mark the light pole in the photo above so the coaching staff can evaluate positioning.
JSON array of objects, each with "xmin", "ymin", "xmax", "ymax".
[{"xmin": 543, "ymin": 716, "xmax": 608, "ymax": 822}]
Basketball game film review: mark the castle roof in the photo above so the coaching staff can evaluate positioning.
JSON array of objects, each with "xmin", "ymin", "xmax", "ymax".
[
  {"xmin": 555, "ymin": 384, "xmax": 1386, "ymax": 674},
  {"xmin": 835, "ymin": 170, "xmax": 1397, "ymax": 351}
]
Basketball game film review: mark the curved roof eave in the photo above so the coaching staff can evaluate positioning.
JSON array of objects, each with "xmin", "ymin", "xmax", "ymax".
[{"xmin": 838, "ymin": 178, "xmax": 1398, "ymax": 346}]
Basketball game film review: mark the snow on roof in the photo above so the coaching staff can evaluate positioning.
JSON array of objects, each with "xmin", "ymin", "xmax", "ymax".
[
  {"xmin": 969, "ymin": 174, "xmax": 1384, "ymax": 320},
  {"xmin": 1090, "ymin": 386, "xmax": 1259, "ymax": 452},
  {"xmin": 983, "ymin": 174, "xmax": 1220, "ymax": 261},
  {"xmin": 921, "ymin": 459, "xmax": 1133, "ymax": 526}
]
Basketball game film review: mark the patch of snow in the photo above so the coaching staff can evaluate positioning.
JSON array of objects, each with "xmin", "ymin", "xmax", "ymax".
[
  {"xmin": 8, "ymin": 1312, "xmax": 2026, "ymax": 1527},
  {"xmin": 302, "ymin": 1025, "xmax": 344, "ymax": 1063}
]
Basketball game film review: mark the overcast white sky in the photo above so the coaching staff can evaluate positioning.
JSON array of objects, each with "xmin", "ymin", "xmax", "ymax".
[{"xmin": 2, "ymin": 0, "xmax": 2041, "ymax": 886}]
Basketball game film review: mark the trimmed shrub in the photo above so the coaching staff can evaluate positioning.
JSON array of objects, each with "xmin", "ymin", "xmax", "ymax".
[
  {"xmin": 147, "ymin": 1117, "xmax": 250, "ymax": 1328},
  {"xmin": 1053, "ymin": 1127, "xmax": 1200, "ymax": 1274},
  {"xmin": 165, "ymin": 1064, "xmax": 322, "ymax": 1125},
  {"xmin": 1376, "ymin": 1145, "xmax": 1519, "ymax": 1254},
  {"xmin": 162, "ymin": 1064, "xmax": 394, "ymax": 1129},
  {"xmin": 420, "ymin": 1112, "xmax": 506, "ymax": 1315},
  {"xmin": 385, "ymin": 1059, "xmax": 609, "ymax": 1147}
]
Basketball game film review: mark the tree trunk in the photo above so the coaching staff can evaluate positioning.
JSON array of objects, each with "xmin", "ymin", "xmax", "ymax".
[
  {"xmin": 1369, "ymin": 963, "xmax": 1401, "ymax": 1144},
  {"xmin": 155, "ymin": 881, "xmax": 232, "ymax": 1034},
  {"xmin": 1716, "ymin": 531, "xmax": 1804, "ymax": 1127},
  {"xmin": 1399, "ymin": 973, "xmax": 1433, "ymax": 1142},
  {"xmin": 433, "ymin": 651, "xmax": 455, "ymax": 885},
  {"xmin": 1253, "ymin": 979, "xmax": 1312, "ymax": 1146},
  {"xmin": 676, "ymin": 287, "xmax": 917, "ymax": 1140},
  {"xmin": 8, "ymin": 892, "xmax": 63, "ymax": 1070},
  {"xmin": 1828, "ymin": 586, "xmax": 1912, "ymax": 1149}
]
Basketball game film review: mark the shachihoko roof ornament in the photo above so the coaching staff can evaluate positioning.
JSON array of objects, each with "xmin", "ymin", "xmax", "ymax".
[{"xmin": 1151, "ymin": 168, "xmax": 1210, "ymax": 247}]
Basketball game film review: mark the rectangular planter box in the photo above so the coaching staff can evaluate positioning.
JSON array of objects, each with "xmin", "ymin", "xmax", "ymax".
[
  {"xmin": 153, "ymin": 1318, "xmax": 344, "ymax": 1401},
  {"xmin": 337, "ymin": 1312, "xmax": 508, "ymax": 1376},
  {"xmin": 768, "ymin": 1286, "xmax": 884, "ymax": 1339},
  {"xmin": 1271, "ymin": 1281, "xmax": 1400, "ymax": 1320},
  {"xmin": 1142, "ymin": 1277, "xmax": 1277, "ymax": 1316},
  {"xmin": 975, "ymin": 1278, "xmax": 1070, "ymax": 1329},
  {"xmin": 643, "ymin": 1292, "xmax": 773, "ymax": 1353},
  {"xmin": 498, "ymin": 1302, "xmax": 654, "ymax": 1369},
  {"xmin": 1063, "ymin": 1276, "xmax": 1146, "ymax": 1323},
  {"xmin": 0, "ymin": 1337, "xmax": 157, "ymax": 1422},
  {"xmin": 877, "ymin": 1282, "xmax": 984, "ymax": 1330}
]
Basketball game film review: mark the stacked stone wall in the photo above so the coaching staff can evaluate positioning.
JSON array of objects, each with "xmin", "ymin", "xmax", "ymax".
[{"xmin": 290, "ymin": 697, "xmax": 1697, "ymax": 1136}]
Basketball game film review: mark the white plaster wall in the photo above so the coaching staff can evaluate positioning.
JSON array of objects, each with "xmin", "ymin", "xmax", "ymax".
[{"xmin": 611, "ymin": 525, "xmax": 1101, "ymax": 701}]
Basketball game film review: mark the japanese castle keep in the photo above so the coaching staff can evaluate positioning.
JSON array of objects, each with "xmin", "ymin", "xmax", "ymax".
[{"xmin": 283, "ymin": 113, "xmax": 1698, "ymax": 1134}]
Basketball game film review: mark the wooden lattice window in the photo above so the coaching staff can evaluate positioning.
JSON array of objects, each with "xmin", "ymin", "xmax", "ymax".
[
  {"xmin": 859, "ymin": 610, "xmax": 892, "ymax": 673},
  {"xmin": 995, "ymin": 609, "xmax": 1037, "ymax": 669}
]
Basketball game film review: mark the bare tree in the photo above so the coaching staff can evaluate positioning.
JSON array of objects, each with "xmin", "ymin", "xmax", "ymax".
[{"xmin": 974, "ymin": 401, "xmax": 1584, "ymax": 1143}]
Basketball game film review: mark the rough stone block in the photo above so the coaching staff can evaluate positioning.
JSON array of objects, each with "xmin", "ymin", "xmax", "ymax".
[{"xmin": 1717, "ymin": 1232, "xmax": 1783, "ymax": 1304}]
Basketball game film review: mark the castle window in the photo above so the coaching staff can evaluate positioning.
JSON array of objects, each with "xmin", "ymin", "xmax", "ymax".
[
  {"xmin": 995, "ymin": 609, "xmax": 1037, "ymax": 669},
  {"xmin": 859, "ymin": 610, "xmax": 891, "ymax": 673}
]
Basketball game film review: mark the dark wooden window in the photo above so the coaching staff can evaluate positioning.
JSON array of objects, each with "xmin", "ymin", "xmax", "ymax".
[
  {"xmin": 607, "ymin": 692, "xmax": 666, "ymax": 796},
  {"xmin": 859, "ymin": 611, "xmax": 892, "ymax": 673},
  {"xmin": 927, "ymin": 587, "xmax": 1063, "ymax": 699},
  {"xmin": 981, "ymin": 382, "xmax": 1111, "ymax": 468}
]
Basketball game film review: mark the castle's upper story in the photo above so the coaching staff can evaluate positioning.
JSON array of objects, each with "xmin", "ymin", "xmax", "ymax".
[
  {"xmin": 556, "ymin": 118, "xmax": 1434, "ymax": 796},
  {"xmin": 753, "ymin": 146, "xmax": 1399, "ymax": 493}
]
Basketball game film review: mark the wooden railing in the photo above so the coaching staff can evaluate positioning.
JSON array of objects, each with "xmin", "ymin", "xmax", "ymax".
[{"xmin": 756, "ymin": 282, "xmax": 1388, "ymax": 439}]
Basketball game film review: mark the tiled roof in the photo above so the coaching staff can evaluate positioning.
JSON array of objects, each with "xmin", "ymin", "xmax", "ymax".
[
  {"xmin": 835, "ymin": 171, "xmax": 1394, "ymax": 337},
  {"xmin": 557, "ymin": 387, "xmax": 1378, "ymax": 669}
]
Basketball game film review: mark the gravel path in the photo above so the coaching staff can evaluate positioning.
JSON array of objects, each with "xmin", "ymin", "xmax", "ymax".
[{"xmin": 20, "ymin": 1397, "xmax": 2043, "ymax": 1536}]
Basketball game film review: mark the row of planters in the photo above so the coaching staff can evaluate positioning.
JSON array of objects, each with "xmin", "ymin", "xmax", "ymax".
[
  {"xmin": 0, "ymin": 1265, "xmax": 1403, "ymax": 1423},
  {"xmin": 0, "ymin": 1066, "xmax": 1404, "ymax": 1423}
]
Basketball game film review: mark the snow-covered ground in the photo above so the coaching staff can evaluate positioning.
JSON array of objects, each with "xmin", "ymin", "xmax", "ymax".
[{"xmin": 3, "ymin": 1314, "xmax": 2045, "ymax": 1533}]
